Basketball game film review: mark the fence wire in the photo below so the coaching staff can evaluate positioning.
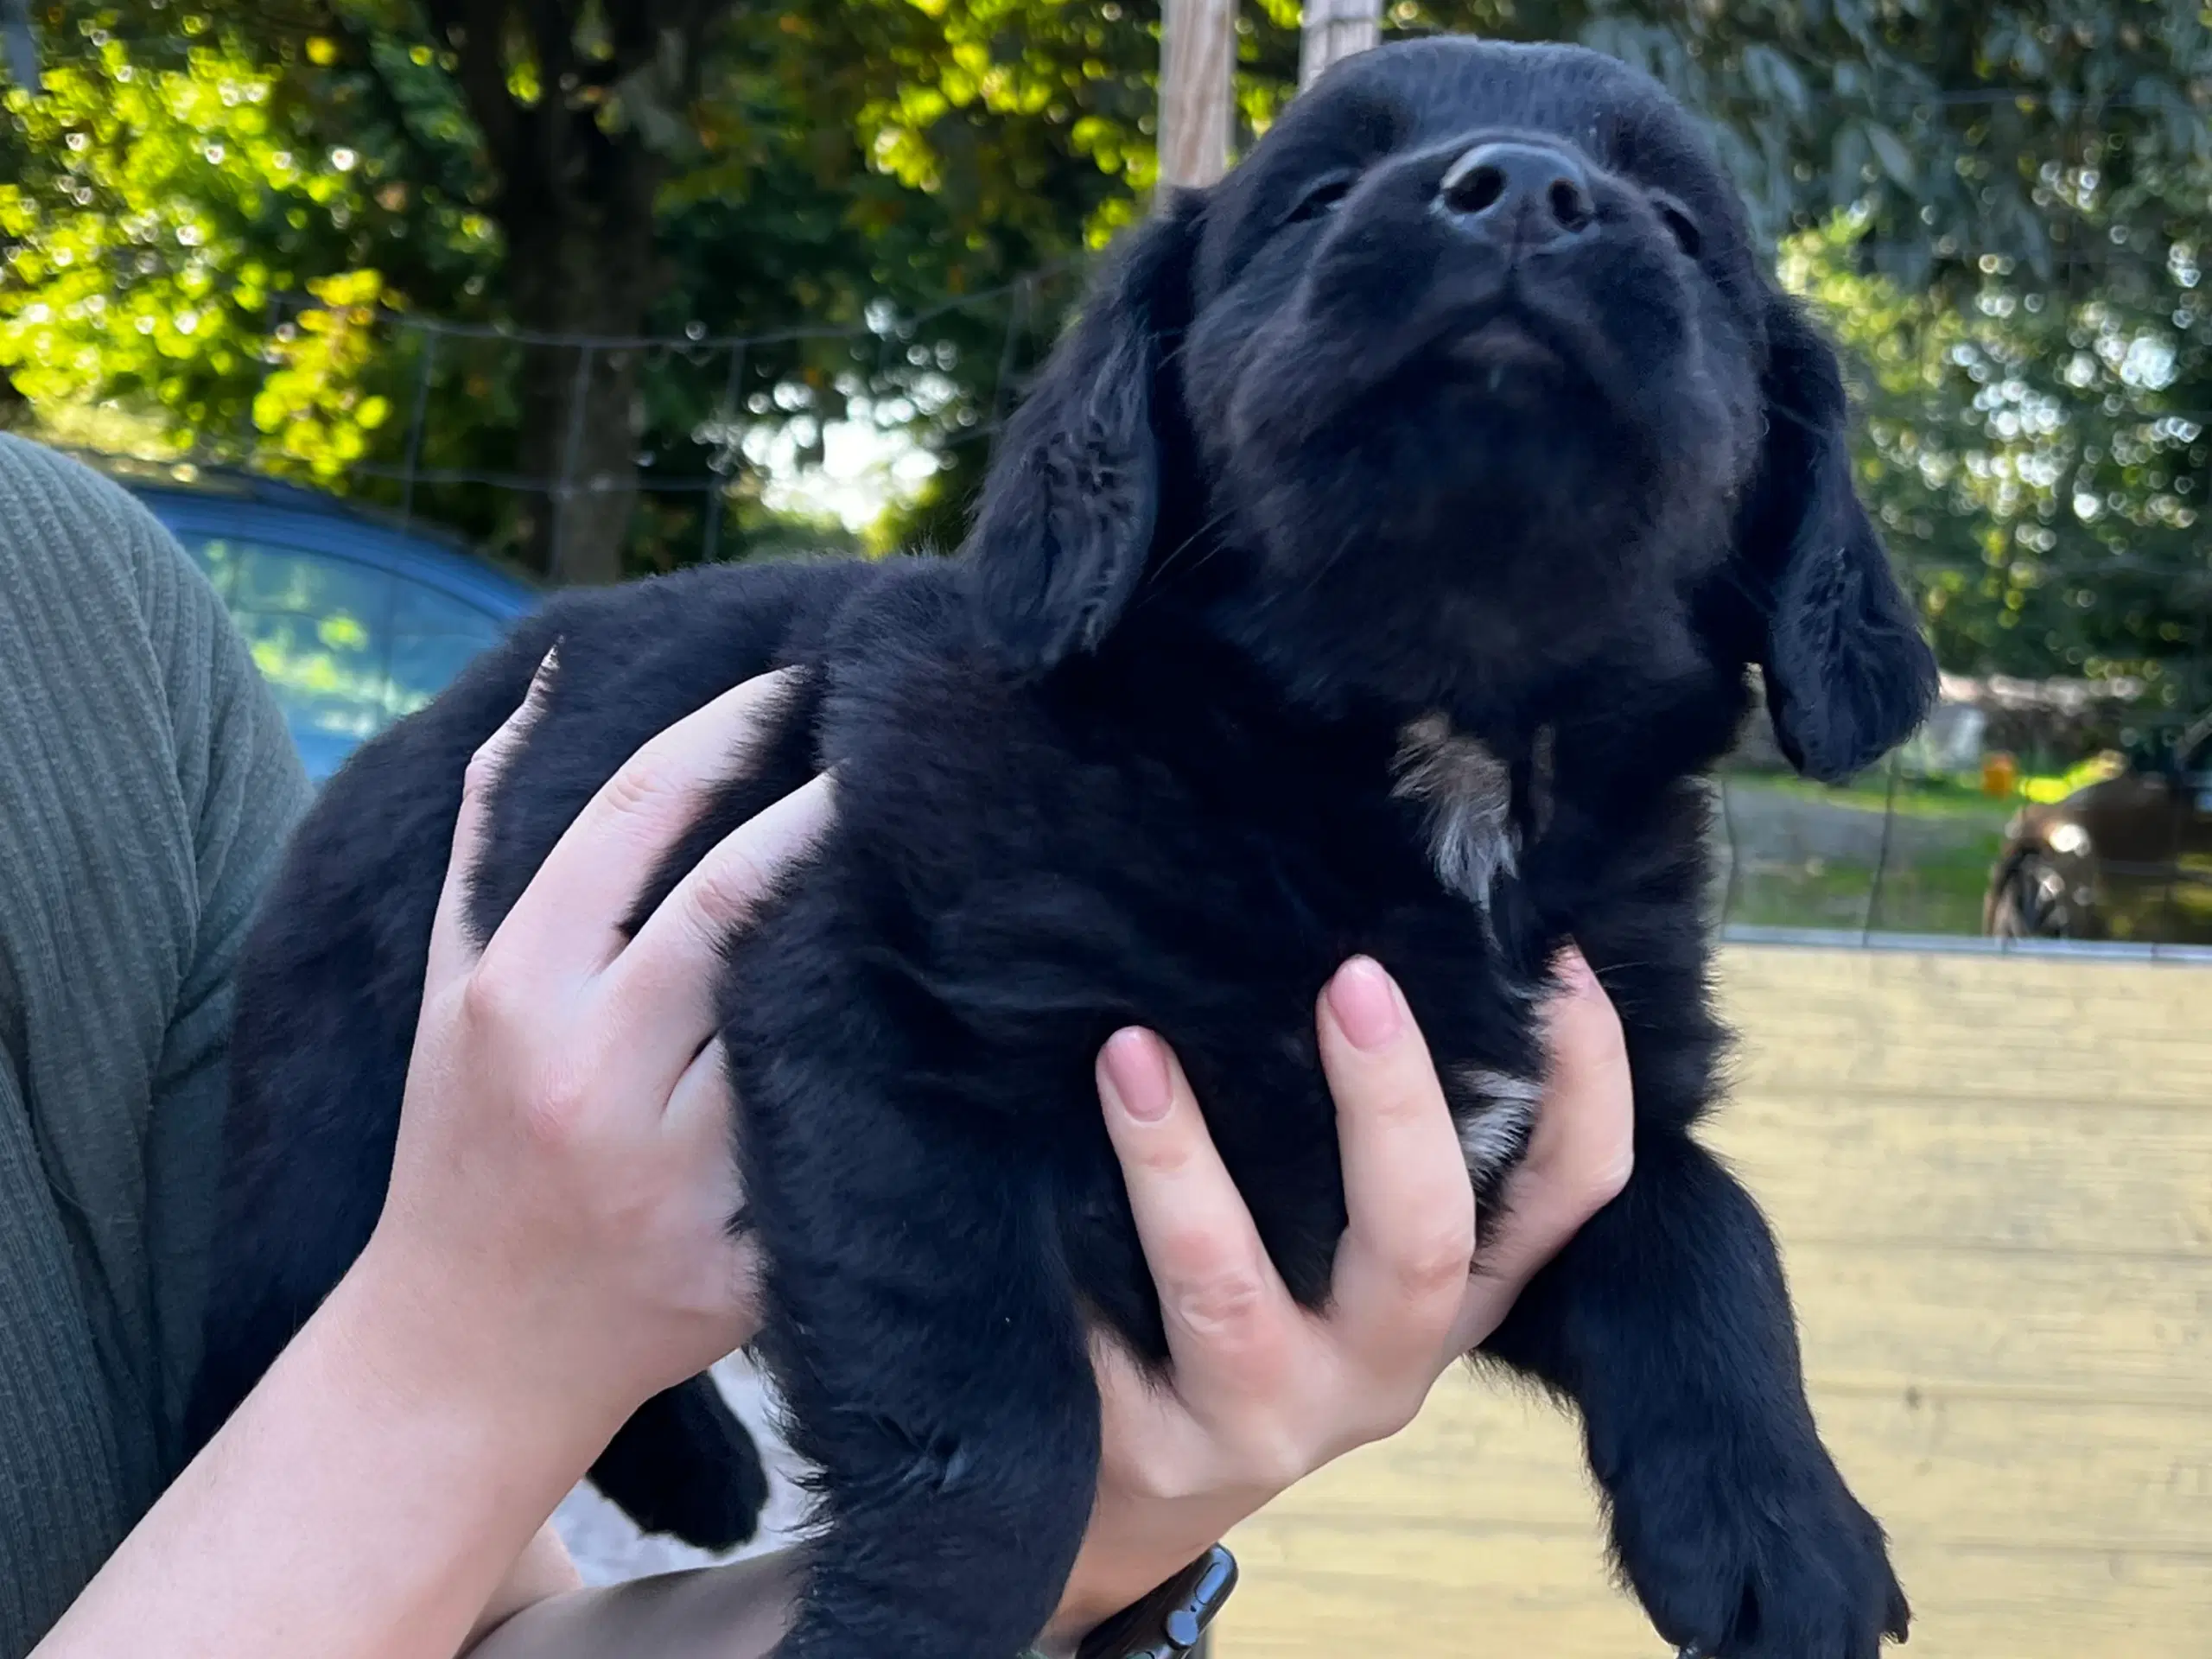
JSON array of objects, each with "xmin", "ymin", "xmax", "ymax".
[{"xmin": 211, "ymin": 262, "xmax": 1087, "ymax": 571}]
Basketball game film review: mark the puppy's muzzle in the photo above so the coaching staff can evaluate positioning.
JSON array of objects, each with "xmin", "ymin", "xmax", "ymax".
[{"xmin": 1436, "ymin": 141, "xmax": 1597, "ymax": 251}]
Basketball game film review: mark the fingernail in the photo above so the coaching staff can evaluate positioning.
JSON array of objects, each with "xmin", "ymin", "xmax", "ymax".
[
  {"xmin": 1328, "ymin": 957, "xmax": 1402, "ymax": 1051},
  {"xmin": 1554, "ymin": 944, "xmax": 1596, "ymax": 995},
  {"xmin": 520, "ymin": 642, "xmax": 561, "ymax": 718},
  {"xmin": 1101, "ymin": 1028, "xmax": 1173, "ymax": 1122}
]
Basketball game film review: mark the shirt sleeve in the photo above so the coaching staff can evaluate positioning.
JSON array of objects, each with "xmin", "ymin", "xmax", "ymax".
[
  {"xmin": 0, "ymin": 436, "xmax": 308, "ymax": 1649},
  {"xmin": 132, "ymin": 486, "xmax": 315, "ymax": 1470}
]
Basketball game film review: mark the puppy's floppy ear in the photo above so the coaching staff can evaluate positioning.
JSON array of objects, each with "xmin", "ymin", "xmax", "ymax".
[
  {"xmin": 962, "ymin": 195, "xmax": 1199, "ymax": 674},
  {"xmin": 1735, "ymin": 295, "xmax": 1940, "ymax": 783}
]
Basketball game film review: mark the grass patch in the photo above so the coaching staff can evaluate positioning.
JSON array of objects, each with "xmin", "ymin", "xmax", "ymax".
[
  {"xmin": 1722, "ymin": 771, "xmax": 2016, "ymax": 827},
  {"xmin": 1714, "ymin": 835, "xmax": 2003, "ymax": 936}
]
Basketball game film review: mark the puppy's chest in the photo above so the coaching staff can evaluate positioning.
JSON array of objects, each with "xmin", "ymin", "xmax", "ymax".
[
  {"xmin": 1109, "ymin": 708, "xmax": 1563, "ymax": 1190},
  {"xmin": 834, "ymin": 673, "xmax": 1557, "ymax": 1187}
]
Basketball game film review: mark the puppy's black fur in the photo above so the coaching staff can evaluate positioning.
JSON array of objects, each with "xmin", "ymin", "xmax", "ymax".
[{"xmin": 190, "ymin": 38, "xmax": 1935, "ymax": 1659}]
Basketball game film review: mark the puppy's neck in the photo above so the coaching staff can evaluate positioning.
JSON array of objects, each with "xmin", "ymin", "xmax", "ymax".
[{"xmin": 1390, "ymin": 714, "xmax": 1555, "ymax": 911}]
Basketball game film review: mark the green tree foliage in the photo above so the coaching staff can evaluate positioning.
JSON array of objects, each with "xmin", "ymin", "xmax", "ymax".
[
  {"xmin": 1787, "ymin": 207, "xmax": 2208, "ymax": 724},
  {"xmin": 0, "ymin": 22, "xmax": 490, "ymax": 470},
  {"xmin": 257, "ymin": 0, "xmax": 1189, "ymax": 582},
  {"xmin": 1, "ymin": 0, "xmax": 1172, "ymax": 577}
]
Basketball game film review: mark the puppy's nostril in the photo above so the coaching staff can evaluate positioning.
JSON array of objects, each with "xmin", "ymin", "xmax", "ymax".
[
  {"xmin": 1548, "ymin": 178, "xmax": 1593, "ymax": 232},
  {"xmin": 1448, "ymin": 163, "xmax": 1508, "ymax": 216}
]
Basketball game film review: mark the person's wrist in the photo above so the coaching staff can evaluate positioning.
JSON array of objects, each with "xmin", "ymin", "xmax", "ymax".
[
  {"xmin": 1036, "ymin": 1555, "xmax": 1141, "ymax": 1654},
  {"xmin": 1033, "ymin": 1588, "xmax": 1111, "ymax": 1656},
  {"xmin": 329, "ymin": 1236, "xmax": 632, "ymax": 1475},
  {"xmin": 1034, "ymin": 1567, "xmax": 1119, "ymax": 1655}
]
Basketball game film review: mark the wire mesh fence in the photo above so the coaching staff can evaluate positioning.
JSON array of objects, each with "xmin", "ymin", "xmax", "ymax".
[{"xmin": 226, "ymin": 260, "xmax": 1095, "ymax": 579}]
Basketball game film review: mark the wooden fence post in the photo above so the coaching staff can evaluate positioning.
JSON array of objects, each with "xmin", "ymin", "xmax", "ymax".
[
  {"xmin": 1159, "ymin": 0, "xmax": 1237, "ymax": 188},
  {"xmin": 1298, "ymin": 0, "xmax": 1381, "ymax": 90}
]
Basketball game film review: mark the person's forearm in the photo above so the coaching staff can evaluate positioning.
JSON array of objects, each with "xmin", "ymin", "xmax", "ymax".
[
  {"xmin": 466, "ymin": 1551, "xmax": 802, "ymax": 1659},
  {"xmin": 35, "ymin": 1262, "xmax": 609, "ymax": 1659},
  {"xmin": 464, "ymin": 1525, "xmax": 585, "ymax": 1651}
]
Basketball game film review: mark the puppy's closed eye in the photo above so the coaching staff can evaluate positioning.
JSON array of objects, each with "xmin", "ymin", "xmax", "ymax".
[
  {"xmin": 1284, "ymin": 171, "xmax": 1358, "ymax": 226},
  {"xmin": 1649, "ymin": 191, "xmax": 1702, "ymax": 258}
]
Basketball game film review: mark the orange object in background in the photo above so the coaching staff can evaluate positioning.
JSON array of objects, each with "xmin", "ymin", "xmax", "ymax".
[{"xmin": 1980, "ymin": 751, "xmax": 2018, "ymax": 798}]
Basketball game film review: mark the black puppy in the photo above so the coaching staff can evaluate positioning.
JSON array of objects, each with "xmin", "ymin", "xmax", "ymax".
[{"xmin": 191, "ymin": 36, "xmax": 1933, "ymax": 1659}]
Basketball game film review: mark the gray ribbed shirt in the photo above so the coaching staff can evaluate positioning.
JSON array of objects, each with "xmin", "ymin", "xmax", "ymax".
[{"xmin": 0, "ymin": 435, "xmax": 309, "ymax": 1653}]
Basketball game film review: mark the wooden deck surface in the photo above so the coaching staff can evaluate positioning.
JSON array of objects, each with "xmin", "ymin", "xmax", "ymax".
[{"xmin": 1217, "ymin": 944, "xmax": 2212, "ymax": 1658}]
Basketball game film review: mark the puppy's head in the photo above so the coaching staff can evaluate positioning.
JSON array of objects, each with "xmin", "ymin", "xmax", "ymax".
[{"xmin": 963, "ymin": 36, "xmax": 1936, "ymax": 782}]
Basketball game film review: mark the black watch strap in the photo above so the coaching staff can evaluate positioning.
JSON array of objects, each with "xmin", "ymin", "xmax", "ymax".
[{"xmin": 1071, "ymin": 1544, "xmax": 1238, "ymax": 1659}]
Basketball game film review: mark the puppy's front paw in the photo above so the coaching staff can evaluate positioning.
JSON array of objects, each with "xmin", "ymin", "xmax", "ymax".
[{"xmin": 1611, "ymin": 1439, "xmax": 1908, "ymax": 1659}]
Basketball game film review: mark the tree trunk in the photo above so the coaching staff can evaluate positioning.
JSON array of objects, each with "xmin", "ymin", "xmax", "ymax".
[{"xmin": 499, "ymin": 137, "xmax": 662, "ymax": 588}]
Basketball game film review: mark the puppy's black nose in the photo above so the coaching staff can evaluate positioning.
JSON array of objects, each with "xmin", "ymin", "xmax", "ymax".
[{"xmin": 1438, "ymin": 142, "xmax": 1596, "ymax": 245}]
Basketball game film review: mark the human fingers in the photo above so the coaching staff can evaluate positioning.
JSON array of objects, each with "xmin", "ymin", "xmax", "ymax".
[
  {"xmin": 425, "ymin": 645, "xmax": 558, "ymax": 994},
  {"xmin": 1097, "ymin": 1028, "xmax": 1300, "ymax": 1401},
  {"xmin": 1447, "ymin": 944, "xmax": 1634, "ymax": 1351},
  {"xmin": 480, "ymin": 669, "xmax": 802, "ymax": 995},
  {"xmin": 649, "ymin": 1039, "xmax": 766, "ymax": 1351},
  {"xmin": 1318, "ymin": 957, "xmax": 1477, "ymax": 1388},
  {"xmin": 605, "ymin": 772, "xmax": 836, "ymax": 1085}
]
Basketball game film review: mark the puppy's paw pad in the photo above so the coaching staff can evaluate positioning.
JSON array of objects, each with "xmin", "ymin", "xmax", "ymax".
[{"xmin": 1613, "ymin": 1449, "xmax": 1908, "ymax": 1659}]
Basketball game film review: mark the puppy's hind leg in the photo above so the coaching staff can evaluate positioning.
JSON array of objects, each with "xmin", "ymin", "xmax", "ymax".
[{"xmin": 588, "ymin": 1371, "xmax": 772, "ymax": 1551}]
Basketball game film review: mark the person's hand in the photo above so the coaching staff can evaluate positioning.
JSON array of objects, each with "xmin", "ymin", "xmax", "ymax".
[
  {"xmin": 38, "ymin": 664, "xmax": 831, "ymax": 1659},
  {"xmin": 347, "ymin": 656, "xmax": 829, "ymax": 1456},
  {"xmin": 1043, "ymin": 950, "xmax": 1632, "ymax": 1650}
]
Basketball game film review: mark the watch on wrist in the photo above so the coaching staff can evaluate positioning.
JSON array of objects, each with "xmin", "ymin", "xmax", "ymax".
[{"xmin": 1067, "ymin": 1544, "xmax": 1238, "ymax": 1659}]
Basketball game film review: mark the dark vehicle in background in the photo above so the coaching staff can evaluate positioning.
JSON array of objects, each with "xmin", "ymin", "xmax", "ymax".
[
  {"xmin": 130, "ymin": 474, "xmax": 539, "ymax": 784},
  {"xmin": 1986, "ymin": 711, "xmax": 2212, "ymax": 944}
]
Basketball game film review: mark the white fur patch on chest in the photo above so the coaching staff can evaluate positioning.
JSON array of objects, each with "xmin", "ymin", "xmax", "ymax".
[
  {"xmin": 1448, "ymin": 1066, "xmax": 1541, "ymax": 1182},
  {"xmin": 1392, "ymin": 713, "xmax": 1517, "ymax": 908},
  {"xmin": 1393, "ymin": 713, "xmax": 1551, "ymax": 1183}
]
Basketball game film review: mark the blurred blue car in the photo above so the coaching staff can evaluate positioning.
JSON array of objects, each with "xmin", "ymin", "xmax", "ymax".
[{"xmin": 131, "ymin": 476, "xmax": 540, "ymax": 784}]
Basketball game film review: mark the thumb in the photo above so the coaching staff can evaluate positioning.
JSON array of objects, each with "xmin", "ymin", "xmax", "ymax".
[{"xmin": 1462, "ymin": 945, "xmax": 1635, "ymax": 1312}]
